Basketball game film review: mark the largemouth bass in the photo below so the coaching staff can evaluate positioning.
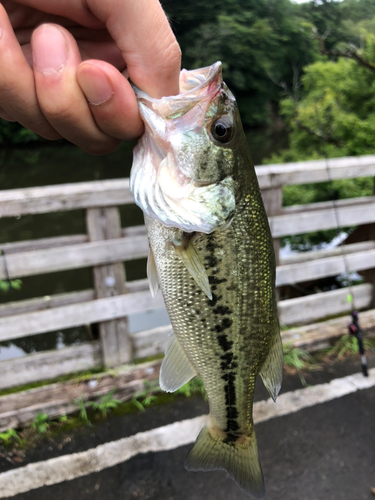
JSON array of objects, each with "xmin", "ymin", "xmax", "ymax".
[{"xmin": 130, "ymin": 62, "xmax": 283, "ymax": 499}]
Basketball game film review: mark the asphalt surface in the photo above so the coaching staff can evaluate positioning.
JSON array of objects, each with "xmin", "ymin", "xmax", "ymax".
[{"xmin": 1, "ymin": 353, "xmax": 375, "ymax": 500}]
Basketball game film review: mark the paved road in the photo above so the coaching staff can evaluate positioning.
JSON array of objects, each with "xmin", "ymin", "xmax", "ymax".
[{"xmin": 1, "ymin": 354, "xmax": 375, "ymax": 500}]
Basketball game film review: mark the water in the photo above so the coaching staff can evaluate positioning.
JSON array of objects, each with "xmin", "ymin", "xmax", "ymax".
[{"xmin": 0, "ymin": 127, "xmax": 288, "ymax": 362}]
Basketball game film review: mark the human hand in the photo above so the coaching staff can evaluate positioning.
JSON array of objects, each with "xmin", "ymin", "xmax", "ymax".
[{"xmin": 0, "ymin": 0, "xmax": 181, "ymax": 153}]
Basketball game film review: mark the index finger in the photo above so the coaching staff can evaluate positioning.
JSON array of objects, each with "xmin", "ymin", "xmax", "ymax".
[
  {"xmin": 7, "ymin": 0, "xmax": 181, "ymax": 98},
  {"xmin": 90, "ymin": 0, "xmax": 181, "ymax": 98}
]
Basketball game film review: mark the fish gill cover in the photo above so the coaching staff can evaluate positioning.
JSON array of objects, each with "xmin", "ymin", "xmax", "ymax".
[{"xmin": 130, "ymin": 62, "xmax": 237, "ymax": 234}]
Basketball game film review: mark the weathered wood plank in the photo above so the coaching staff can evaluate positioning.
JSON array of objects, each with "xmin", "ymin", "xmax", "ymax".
[
  {"xmin": 280, "ymin": 241, "xmax": 375, "ymax": 265},
  {"xmin": 261, "ymin": 187, "xmax": 282, "ymax": 266},
  {"xmin": 0, "ymin": 225, "xmax": 146, "ymax": 255},
  {"xmin": 278, "ymin": 283, "xmax": 374, "ymax": 326},
  {"xmin": 0, "ymin": 235, "xmax": 87, "ymax": 254},
  {"xmin": 0, "ymin": 179, "xmax": 133, "ymax": 218},
  {"xmin": 87, "ymin": 207, "xmax": 131, "ymax": 367},
  {"xmin": 276, "ymin": 249, "xmax": 375, "ymax": 287},
  {"xmin": 0, "ymin": 342, "xmax": 102, "ymax": 390},
  {"xmin": 281, "ymin": 308, "xmax": 375, "ymax": 352},
  {"xmin": 256, "ymin": 155, "xmax": 375, "ymax": 189},
  {"xmin": 0, "ymin": 235, "xmax": 149, "ymax": 280},
  {"xmin": 0, "ymin": 290, "xmax": 165, "ymax": 342},
  {"xmin": 0, "ymin": 279, "xmax": 148, "ymax": 318},
  {"xmin": 0, "ymin": 360, "xmax": 161, "ymax": 431},
  {"xmin": 271, "ymin": 197, "xmax": 375, "ymax": 238},
  {"xmin": 132, "ymin": 325, "xmax": 172, "ymax": 359},
  {"xmin": 0, "ymin": 155, "xmax": 373, "ymax": 218}
]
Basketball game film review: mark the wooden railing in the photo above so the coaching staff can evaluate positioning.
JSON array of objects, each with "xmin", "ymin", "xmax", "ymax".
[{"xmin": 0, "ymin": 155, "xmax": 375, "ymax": 391}]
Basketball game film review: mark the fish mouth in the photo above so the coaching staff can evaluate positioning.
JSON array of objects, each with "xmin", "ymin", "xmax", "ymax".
[{"xmin": 130, "ymin": 62, "xmax": 237, "ymax": 233}]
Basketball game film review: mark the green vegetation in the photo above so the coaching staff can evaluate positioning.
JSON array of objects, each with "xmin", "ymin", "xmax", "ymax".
[
  {"xmin": 282, "ymin": 343, "xmax": 319, "ymax": 385},
  {"xmin": 0, "ymin": 279, "xmax": 22, "ymax": 293},
  {"xmin": 85, "ymin": 389, "xmax": 122, "ymax": 418},
  {"xmin": 0, "ymin": 429, "xmax": 21, "ymax": 446},
  {"xmin": 31, "ymin": 413, "xmax": 50, "ymax": 434},
  {"xmin": 318, "ymin": 334, "xmax": 375, "ymax": 360},
  {"xmin": 4, "ymin": 0, "xmax": 375, "ymax": 142}
]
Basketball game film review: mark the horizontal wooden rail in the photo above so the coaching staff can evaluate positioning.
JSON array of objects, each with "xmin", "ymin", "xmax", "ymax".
[
  {"xmin": 0, "ymin": 279, "xmax": 148, "ymax": 318},
  {"xmin": 271, "ymin": 196, "xmax": 375, "ymax": 238},
  {"xmin": 0, "ymin": 179, "xmax": 133, "ymax": 218},
  {"xmin": 278, "ymin": 283, "xmax": 373, "ymax": 325},
  {"xmin": 0, "ymin": 342, "xmax": 102, "ymax": 390},
  {"xmin": 280, "ymin": 241, "xmax": 375, "ymax": 265},
  {"xmin": 0, "ymin": 324, "xmax": 173, "ymax": 390},
  {"xmin": 257, "ymin": 155, "xmax": 375, "ymax": 189},
  {"xmin": 0, "ymin": 156, "xmax": 374, "ymax": 218},
  {"xmin": 276, "ymin": 249, "xmax": 375, "ymax": 287},
  {"xmin": 0, "ymin": 290, "xmax": 166, "ymax": 342},
  {"xmin": 0, "ymin": 236, "xmax": 149, "ymax": 280}
]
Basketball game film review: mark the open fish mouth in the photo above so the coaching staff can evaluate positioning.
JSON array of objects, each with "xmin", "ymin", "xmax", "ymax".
[{"xmin": 130, "ymin": 62, "xmax": 237, "ymax": 234}]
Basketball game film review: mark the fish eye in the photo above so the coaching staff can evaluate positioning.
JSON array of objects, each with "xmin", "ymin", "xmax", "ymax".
[{"xmin": 211, "ymin": 117, "xmax": 233, "ymax": 144}]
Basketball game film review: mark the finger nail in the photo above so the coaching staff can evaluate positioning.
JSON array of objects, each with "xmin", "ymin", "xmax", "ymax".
[
  {"xmin": 32, "ymin": 25, "xmax": 68, "ymax": 75},
  {"xmin": 78, "ymin": 67, "xmax": 114, "ymax": 105}
]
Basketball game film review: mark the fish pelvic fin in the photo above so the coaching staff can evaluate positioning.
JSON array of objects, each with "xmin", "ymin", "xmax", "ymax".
[
  {"xmin": 259, "ymin": 327, "xmax": 283, "ymax": 402},
  {"xmin": 147, "ymin": 245, "xmax": 159, "ymax": 297},
  {"xmin": 160, "ymin": 335, "xmax": 197, "ymax": 392},
  {"xmin": 174, "ymin": 238, "xmax": 212, "ymax": 300},
  {"xmin": 185, "ymin": 425, "xmax": 265, "ymax": 499}
]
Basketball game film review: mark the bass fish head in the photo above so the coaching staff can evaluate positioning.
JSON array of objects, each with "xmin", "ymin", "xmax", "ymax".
[{"xmin": 130, "ymin": 62, "xmax": 243, "ymax": 234}]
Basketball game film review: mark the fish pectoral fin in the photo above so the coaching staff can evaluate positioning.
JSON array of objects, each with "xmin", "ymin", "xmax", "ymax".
[
  {"xmin": 147, "ymin": 245, "xmax": 159, "ymax": 297},
  {"xmin": 259, "ymin": 329, "xmax": 283, "ymax": 402},
  {"xmin": 174, "ymin": 239, "xmax": 212, "ymax": 300},
  {"xmin": 160, "ymin": 335, "xmax": 197, "ymax": 393},
  {"xmin": 185, "ymin": 426, "xmax": 265, "ymax": 499}
]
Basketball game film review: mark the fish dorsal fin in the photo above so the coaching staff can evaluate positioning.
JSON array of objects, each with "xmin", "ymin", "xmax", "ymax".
[
  {"xmin": 147, "ymin": 246, "xmax": 159, "ymax": 297},
  {"xmin": 259, "ymin": 330, "xmax": 283, "ymax": 402},
  {"xmin": 174, "ymin": 239, "xmax": 212, "ymax": 300},
  {"xmin": 160, "ymin": 335, "xmax": 197, "ymax": 393}
]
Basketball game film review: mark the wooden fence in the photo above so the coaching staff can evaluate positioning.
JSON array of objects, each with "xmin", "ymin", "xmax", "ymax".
[{"xmin": 0, "ymin": 155, "xmax": 375, "ymax": 392}]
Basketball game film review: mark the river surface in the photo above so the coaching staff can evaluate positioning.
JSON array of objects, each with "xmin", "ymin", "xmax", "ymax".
[{"xmin": 0, "ymin": 126, "xmax": 288, "ymax": 362}]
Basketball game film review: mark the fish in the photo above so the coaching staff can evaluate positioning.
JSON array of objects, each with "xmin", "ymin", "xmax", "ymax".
[{"xmin": 130, "ymin": 62, "xmax": 283, "ymax": 499}]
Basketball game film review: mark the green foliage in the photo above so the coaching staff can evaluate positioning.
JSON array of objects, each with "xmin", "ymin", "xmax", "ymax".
[
  {"xmin": 0, "ymin": 428, "xmax": 21, "ymax": 446},
  {"xmin": 165, "ymin": 0, "xmax": 317, "ymax": 126},
  {"xmin": 131, "ymin": 380, "xmax": 161, "ymax": 412},
  {"xmin": 85, "ymin": 389, "xmax": 122, "ymax": 418},
  {"xmin": 75, "ymin": 397, "xmax": 90, "ymax": 424},
  {"xmin": 176, "ymin": 377, "xmax": 207, "ymax": 400},
  {"xmin": 0, "ymin": 119, "xmax": 41, "ymax": 146},
  {"xmin": 0, "ymin": 279, "xmax": 22, "ymax": 293},
  {"xmin": 32, "ymin": 413, "xmax": 50, "ymax": 434},
  {"xmin": 320, "ymin": 334, "xmax": 375, "ymax": 359},
  {"xmin": 283, "ymin": 343, "xmax": 318, "ymax": 386}
]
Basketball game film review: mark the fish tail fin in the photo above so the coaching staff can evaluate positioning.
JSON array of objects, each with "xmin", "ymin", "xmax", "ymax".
[{"xmin": 185, "ymin": 425, "xmax": 265, "ymax": 499}]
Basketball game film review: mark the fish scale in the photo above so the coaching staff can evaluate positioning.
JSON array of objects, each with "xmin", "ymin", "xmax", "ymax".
[{"xmin": 131, "ymin": 62, "xmax": 283, "ymax": 499}]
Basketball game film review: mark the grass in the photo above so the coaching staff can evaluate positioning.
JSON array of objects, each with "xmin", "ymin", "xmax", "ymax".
[
  {"xmin": 282, "ymin": 343, "xmax": 319, "ymax": 386},
  {"xmin": 317, "ymin": 334, "xmax": 375, "ymax": 361}
]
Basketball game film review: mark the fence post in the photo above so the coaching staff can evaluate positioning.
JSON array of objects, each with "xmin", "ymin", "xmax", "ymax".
[
  {"xmin": 261, "ymin": 187, "xmax": 282, "ymax": 302},
  {"xmin": 261, "ymin": 187, "xmax": 282, "ymax": 266},
  {"xmin": 86, "ymin": 207, "xmax": 132, "ymax": 367}
]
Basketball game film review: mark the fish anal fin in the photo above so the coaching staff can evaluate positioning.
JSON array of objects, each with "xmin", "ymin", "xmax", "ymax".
[
  {"xmin": 259, "ymin": 329, "xmax": 283, "ymax": 402},
  {"xmin": 185, "ymin": 425, "xmax": 265, "ymax": 499},
  {"xmin": 147, "ymin": 246, "xmax": 159, "ymax": 297},
  {"xmin": 174, "ymin": 239, "xmax": 212, "ymax": 300},
  {"xmin": 160, "ymin": 335, "xmax": 197, "ymax": 393}
]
